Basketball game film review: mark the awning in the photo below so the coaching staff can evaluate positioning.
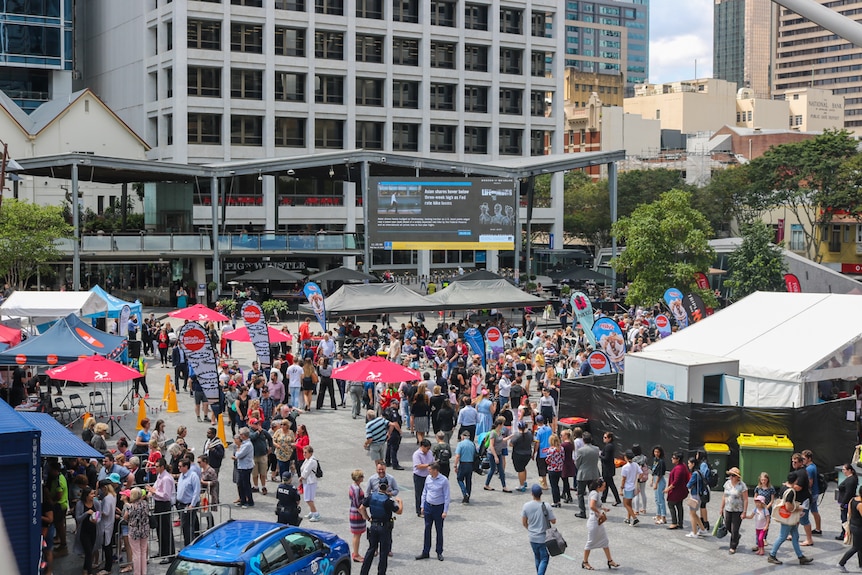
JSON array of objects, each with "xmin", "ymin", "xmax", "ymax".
[{"xmin": 17, "ymin": 412, "xmax": 102, "ymax": 459}]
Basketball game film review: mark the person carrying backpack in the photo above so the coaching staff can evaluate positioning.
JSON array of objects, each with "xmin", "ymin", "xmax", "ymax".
[
  {"xmin": 697, "ymin": 451, "xmax": 713, "ymax": 531},
  {"xmin": 432, "ymin": 432, "xmax": 453, "ymax": 478}
]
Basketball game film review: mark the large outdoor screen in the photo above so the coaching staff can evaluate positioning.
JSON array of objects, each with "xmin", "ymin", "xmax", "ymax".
[{"xmin": 368, "ymin": 177, "xmax": 516, "ymax": 250}]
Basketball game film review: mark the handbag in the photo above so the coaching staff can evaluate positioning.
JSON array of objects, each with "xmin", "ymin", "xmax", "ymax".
[
  {"xmin": 843, "ymin": 521, "xmax": 852, "ymax": 545},
  {"xmin": 712, "ymin": 515, "xmax": 728, "ymax": 538},
  {"xmin": 597, "ymin": 511, "xmax": 607, "ymax": 525},
  {"xmin": 771, "ymin": 489, "xmax": 801, "ymax": 526},
  {"xmin": 542, "ymin": 503, "xmax": 567, "ymax": 556},
  {"xmin": 686, "ymin": 497, "xmax": 699, "ymax": 509}
]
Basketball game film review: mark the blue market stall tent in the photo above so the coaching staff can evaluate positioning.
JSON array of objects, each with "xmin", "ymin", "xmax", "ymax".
[
  {"xmin": 89, "ymin": 285, "xmax": 143, "ymax": 323},
  {"xmin": 0, "ymin": 313, "xmax": 127, "ymax": 365}
]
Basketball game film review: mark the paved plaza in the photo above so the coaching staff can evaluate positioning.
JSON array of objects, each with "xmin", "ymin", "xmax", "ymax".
[{"xmin": 54, "ymin": 313, "xmax": 848, "ymax": 575}]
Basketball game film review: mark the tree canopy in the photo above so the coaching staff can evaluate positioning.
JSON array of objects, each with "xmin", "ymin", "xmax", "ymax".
[
  {"xmin": 611, "ymin": 189, "xmax": 715, "ymax": 308},
  {"xmin": 0, "ymin": 199, "xmax": 72, "ymax": 289},
  {"xmin": 723, "ymin": 222, "xmax": 787, "ymax": 300}
]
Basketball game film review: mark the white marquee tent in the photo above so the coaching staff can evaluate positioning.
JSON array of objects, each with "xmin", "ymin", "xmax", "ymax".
[
  {"xmin": 0, "ymin": 291, "xmax": 108, "ymax": 326},
  {"xmin": 648, "ymin": 291, "xmax": 862, "ymax": 407}
]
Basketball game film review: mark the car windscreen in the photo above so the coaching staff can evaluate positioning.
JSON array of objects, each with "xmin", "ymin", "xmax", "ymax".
[{"xmin": 166, "ymin": 559, "xmax": 243, "ymax": 575}]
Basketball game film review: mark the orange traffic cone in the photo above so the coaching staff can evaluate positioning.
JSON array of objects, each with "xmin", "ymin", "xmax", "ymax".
[
  {"xmin": 162, "ymin": 375, "xmax": 173, "ymax": 404},
  {"xmin": 217, "ymin": 413, "xmax": 228, "ymax": 447},
  {"xmin": 135, "ymin": 398, "xmax": 147, "ymax": 430},
  {"xmin": 166, "ymin": 386, "xmax": 179, "ymax": 413}
]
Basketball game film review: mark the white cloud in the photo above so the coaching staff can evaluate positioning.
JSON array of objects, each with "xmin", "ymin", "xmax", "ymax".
[{"xmin": 649, "ymin": 0, "xmax": 713, "ymax": 84}]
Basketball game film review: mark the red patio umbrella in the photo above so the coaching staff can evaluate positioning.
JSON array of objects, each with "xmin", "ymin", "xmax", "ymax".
[
  {"xmin": 223, "ymin": 326, "xmax": 293, "ymax": 343},
  {"xmin": 0, "ymin": 324, "xmax": 22, "ymax": 347},
  {"xmin": 331, "ymin": 355, "xmax": 420, "ymax": 384},
  {"xmin": 168, "ymin": 304, "xmax": 230, "ymax": 323},
  {"xmin": 46, "ymin": 354, "xmax": 141, "ymax": 383}
]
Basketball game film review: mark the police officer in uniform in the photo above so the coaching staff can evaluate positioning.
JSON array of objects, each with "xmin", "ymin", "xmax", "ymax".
[
  {"xmin": 275, "ymin": 472, "xmax": 302, "ymax": 526},
  {"xmin": 358, "ymin": 479, "xmax": 403, "ymax": 575}
]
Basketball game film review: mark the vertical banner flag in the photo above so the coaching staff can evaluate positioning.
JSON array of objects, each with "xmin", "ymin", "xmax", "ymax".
[
  {"xmin": 484, "ymin": 327, "xmax": 504, "ymax": 366},
  {"xmin": 592, "ymin": 317, "xmax": 627, "ymax": 373},
  {"xmin": 241, "ymin": 299, "xmax": 271, "ymax": 367},
  {"xmin": 654, "ymin": 314, "xmax": 672, "ymax": 339},
  {"xmin": 587, "ymin": 350, "xmax": 614, "ymax": 375},
  {"xmin": 784, "ymin": 273, "xmax": 802, "ymax": 293},
  {"xmin": 119, "ymin": 304, "xmax": 131, "ymax": 337},
  {"xmin": 663, "ymin": 287, "xmax": 689, "ymax": 329},
  {"xmin": 683, "ymin": 293, "xmax": 708, "ymax": 324},
  {"xmin": 694, "ymin": 272, "xmax": 710, "ymax": 291},
  {"xmin": 303, "ymin": 282, "xmax": 327, "ymax": 332},
  {"xmin": 464, "ymin": 327, "xmax": 485, "ymax": 368},
  {"xmin": 571, "ymin": 292, "xmax": 598, "ymax": 347},
  {"xmin": 178, "ymin": 321, "xmax": 219, "ymax": 401}
]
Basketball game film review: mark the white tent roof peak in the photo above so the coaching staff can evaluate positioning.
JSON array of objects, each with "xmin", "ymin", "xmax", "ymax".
[{"xmin": 649, "ymin": 291, "xmax": 862, "ymax": 383}]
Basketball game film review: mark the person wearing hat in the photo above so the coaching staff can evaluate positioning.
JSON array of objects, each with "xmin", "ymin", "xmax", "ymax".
[
  {"xmin": 746, "ymin": 494, "xmax": 771, "ymax": 555},
  {"xmin": 359, "ymin": 476, "xmax": 403, "ymax": 575},
  {"xmin": 453, "ymin": 429, "xmax": 478, "ymax": 504},
  {"xmin": 522, "ymin": 483, "xmax": 556, "ymax": 575},
  {"xmin": 719, "ymin": 466, "xmax": 749, "ymax": 554},
  {"xmin": 275, "ymin": 472, "xmax": 302, "ymax": 526}
]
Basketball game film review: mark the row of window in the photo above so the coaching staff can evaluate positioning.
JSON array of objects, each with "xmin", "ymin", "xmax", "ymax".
[{"xmin": 183, "ymin": 112, "xmax": 548, "ymax": 155}]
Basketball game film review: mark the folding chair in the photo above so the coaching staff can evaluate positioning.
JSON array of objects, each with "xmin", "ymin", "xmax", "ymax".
[
  {"xmin": 53, "ymin": 397, "xmax": 72, "ymax": 424},
  {"xmin": 89, "ymin": 390, "xmax": 107, "ymax": 417},
  {"xmin": 68, "ymin": 393, "xmax": 87, "ymax": 419}
]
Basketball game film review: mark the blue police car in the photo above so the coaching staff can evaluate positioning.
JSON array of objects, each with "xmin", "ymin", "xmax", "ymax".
[{"xmin": 167, "ymin": 520, "xmax": 351, "ymax": 575}]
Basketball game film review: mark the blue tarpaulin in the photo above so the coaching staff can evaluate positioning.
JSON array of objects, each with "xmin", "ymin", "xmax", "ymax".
[
  {"xmin": 89, "ymin": 285, "xmax": 143, "ymax": 322},
  {"xmin": 0, "ymin": 313, "xmax": 127, "ymax": 366}
]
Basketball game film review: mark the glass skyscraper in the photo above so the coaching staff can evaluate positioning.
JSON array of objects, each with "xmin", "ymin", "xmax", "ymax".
[{"xmin": 713, "ymin": 0, "xmax": 773, "ymax": 99}]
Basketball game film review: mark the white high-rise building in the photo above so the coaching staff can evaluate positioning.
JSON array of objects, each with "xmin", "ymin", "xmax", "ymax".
[{"xmin": 77, "ymin": 0, "xmax": 565, "ymax": 275}]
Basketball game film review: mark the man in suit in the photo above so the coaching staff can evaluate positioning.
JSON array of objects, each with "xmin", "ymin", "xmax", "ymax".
[
  {"xmin": 172, "ymin": 344, "xmax": 189, "ymax": 392},
  {"xmin": 574, "ymin": 431, "xmax": 600, "ymax": 518}
]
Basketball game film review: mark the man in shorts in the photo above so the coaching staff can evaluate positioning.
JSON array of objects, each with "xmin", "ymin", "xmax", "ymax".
[{"xmin": 192, "ymin": 373, "xmax": 210, "ymax": 423}]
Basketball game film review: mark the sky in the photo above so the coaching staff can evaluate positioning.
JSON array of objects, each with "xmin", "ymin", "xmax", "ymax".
[{"xmin": 649, "ymin": 0, "xmax": 714, "ymax": 84}]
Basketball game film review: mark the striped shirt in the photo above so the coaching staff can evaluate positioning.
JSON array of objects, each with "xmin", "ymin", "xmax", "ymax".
[{"xmin": 366, "ymin": 417, "xmax": 388, "ymax": 444}]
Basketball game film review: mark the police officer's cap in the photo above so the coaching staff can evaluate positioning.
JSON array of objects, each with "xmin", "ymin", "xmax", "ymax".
[{"xmin": 281, "ymin": 472, "xmax": 293, "ymax": 482}]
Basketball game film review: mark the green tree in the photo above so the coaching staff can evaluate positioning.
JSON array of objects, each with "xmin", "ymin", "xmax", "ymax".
[
  {"xmin": 614, "ymin": 168, "xmax": 694, "ymax": 218},
  {"xmin": 723, "ymin": 222, "xmax": 787, "ymax": 299},
  {"xmin": 0, "ymin": 199, "xmax": 72, "ymax": 289},
  {"xmin": 563, "ymin": 171, "xmax": 611, "ymax": 249},
  {"xmin": 694, "ymin": 165, "xmax": 748, "ymax": 235},
  {"xmin": 740, "ymin": 129, "xmax": 860, "ymax": 260},
  {"xmin": 611, "ymin": 189, "xmax": 715, "ymax": 308}
]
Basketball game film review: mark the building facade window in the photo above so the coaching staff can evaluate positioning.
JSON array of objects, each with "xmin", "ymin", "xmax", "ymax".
[
  {"xmin": 465, "ymin": 3, "xmax": 488, "ymax": 30},
  {"xmin": 430, "ymin": 83, "xmax": 456, "ymax": 110},
  {"xmin": 315, "ymin": 31, "xmax": 344, "ymax": 59},
  {"xmin": 356, "ymin": 0, "xmax": 384, "ymax": 18},
  {"xmin": 531, "ymin": 51, "xmax": 546, "ymax": 77},
  {"xmin": 393, "ymin": 0, "xmax": 419, "ymax": 23},
  {"xmin": 188, "ymin": 20, "xmax": 221, "ymax": 50},
  {"xmin": 530, "ymin": 130, "xmax": 546, "ymax": 155},
  {"xmin": 499, "ymin": 88, "xmax": 523, "ymax": 114},
  {"xmin": 315, "ymin": 119, "xmax": 344, "ymax": 148},
  {"xmin": 392, "ymin": 80, "xmax": 419, "ymax": 108},
  {"xmin": 393, "ymin": 37, "xmax": 420, "ymax": 66},
  {"xmin": 232, "ymin": 0, "xmax": 263, "ymax": 6},
  {"xmin": 315, "ymin": 74, "xmax": 344, "ymax": 104},
  {"xmin": 275, "ymin": 71, "xmax": 306, "ymax": 101},
  {"xmin": 356, "ymin": 121, "xmax": 384, "ymax": 149},
  {"xmin": 464, "ymin": 85, "xmax": 488, "ymax": 112},
  {"xmin": 231, "ymin": 115, "xmax": 263, "ymax": 145},
  {"xmin": 231, "ymin": 23, "xmax": 263, "ymax": 53},
  {"xmin": 500, "ymin": 8, "xmax": 523, "ymax": 34},
  {"xmin": 275, "ymin": 27, "xmax": 306, "ymax": 56},
  {"xmin": 188, "ymin": 112, "xmax": 222, "ymax": 144},
  {"xmin": 530, "ymin": 90, "xmax": 545, "ymax": 116},
  {"xmin": 275, "ymin": 0, "xmax": 305, "ymax": 10},
  {"xmin": 429, "ymin": 124, "xmax": 456, "ymax": 152},
  {"xmin": 500, "ymin": 47, "xmax": 523, "ymax": 74},
  {"xmin": 356, "ymin": 34, "xmax": 384, "ymax": 63},
  {"xmin": 275, "ymin": 117, "xmax": 306, "ymax": 147},
  {"xmin": 465, "ymin": 44, "xmax": 488, "ymax": 72},
  {"xmin": 392, "ymin": 122, "xmax": 419, "ymax": 151},
  {"xmin": 188, "ymin": 66, "xmax": 221, "ymax": 97},
  {"xmin": 231, "ymin": 68, "xmax": 263, "ymax": 99},
  {"xmin": 315, "ymin": 0, "xmax": 344, "ymax": 15},
  {"xmin": 430, "ymin": 41, "xmax": 456, "ymax": 69},
  {"xmin": 531, "ymin": 11, "xmax": 547, "ymax": 37},
  {"xmin": 356, "ymin": 77, "xmax": 384, "ymax": 106},
  {"xmin": 464, "ymin": 126, "xmax": 488, "ymax": 153},
  {"xmin": 431, "ymin": 1, "xmax": 456, "ymax": 26},
  {"xmin": 499, "ymin": 127, "xmax": 522, "ymax": 155}
]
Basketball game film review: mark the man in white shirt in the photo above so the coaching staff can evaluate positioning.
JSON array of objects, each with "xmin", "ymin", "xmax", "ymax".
[
  {"xmin": 619, "ymin": 450, "xmax": 640, "ymax": 526},
  {"xmin": 285, "ymin": 357, "xmax": 303, "ymax": 409},
  {"xmin": 317, "ymin": 333, "xmax": 336, "ymax": 360}
]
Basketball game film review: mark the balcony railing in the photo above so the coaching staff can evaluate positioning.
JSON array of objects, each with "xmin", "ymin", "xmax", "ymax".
[{"xmin": 56, "ymin": 233, "xmax": 362, "ymax": 253}]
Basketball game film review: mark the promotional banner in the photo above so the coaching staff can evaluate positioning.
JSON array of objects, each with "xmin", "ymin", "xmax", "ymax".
[
  {"xmin": 119, "ymin": 304, "xmax": 130, "ymax": 337},
  {"xmin": 784, "ymin": 273, "xmax": 802, "ymax": 293},
  {"xmin": 241, "ymin": 300, "xmax": 271, "ymax": 367},
  {"xmin": 571, "ymin": 292, "xmax": 597, "ymax": 347},
  {"xmin": 694, "ymin": 272, "xmax": 710, "ymax": 291},
  {"xmin": 654, "ymin": 314, "xmax": 672, "ymax": 339},
  {"xmin": 663, "ymin": 287, "xmax": 689, "ymax": 329},
  {"xmin": 303, "ymin": 282, "xmax": 327, "ymax": 332},
  {"xmin": 178, "ymin": 321, "xmax": 219, "ymax": 401},
  {"xmin": 683, "ymin": 293, "xmax": 708, "ymax": 324},
  {"xmin": 587, "ymin": 350, "xmax": 614, "ymax": 375},
  {"xmin": 484, "ymin": 327, "xmax": 504, "ymax": 366},
  {"xmin": 464, "ymin": 327, "xmax": 485, "ymax": 368},
  {"xmin": 592, "ymin": 317, "xmax": 627, "ymax": 373}
]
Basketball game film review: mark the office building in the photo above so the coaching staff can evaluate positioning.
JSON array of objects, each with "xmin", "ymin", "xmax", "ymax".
[
  {"xmin": 773, "ymin": 0, "xmax": 862, "ymax": 132},
  {"xmin": 713, "ymin": 0, "xmax": 773, "ymax": 99},
  {"xmin": 562, "ymin": 0, "xmax": 648, "ymax": 97},
  {"xmin": 0, "ymin": 0, "xmax": 75, "ymax": 113}
]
